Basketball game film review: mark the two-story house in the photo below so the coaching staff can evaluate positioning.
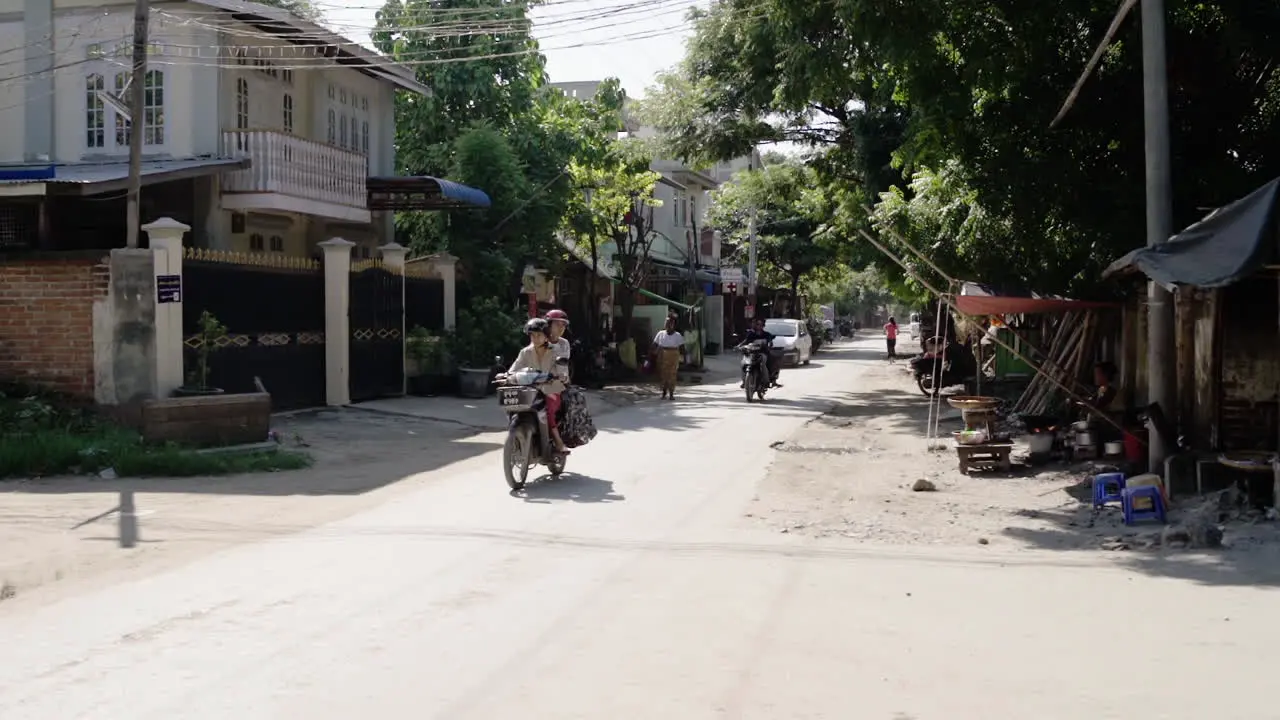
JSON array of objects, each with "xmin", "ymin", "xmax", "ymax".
[{"xmin": 0, "ymin": 0, "xmax": 488, "ymax": 259}]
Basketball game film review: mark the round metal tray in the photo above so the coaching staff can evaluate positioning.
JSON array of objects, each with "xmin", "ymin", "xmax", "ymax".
[
  {"xmin": 1218, "ymin": 451, "xmax": 1277, "ymax": 473},
  {"xmin": 946, "ymin": 395, "xmax": 1001, "ymax": 411}
]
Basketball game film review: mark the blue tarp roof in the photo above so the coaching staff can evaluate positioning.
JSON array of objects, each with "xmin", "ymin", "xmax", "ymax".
[{"xmin": 1103, "ymin": 178, "xmax": 1280, "ymax": 289}]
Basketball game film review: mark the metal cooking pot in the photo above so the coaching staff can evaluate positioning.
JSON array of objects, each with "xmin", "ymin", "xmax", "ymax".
[
  {"xmin": 1104, "ymin": 441, "xmax": 1124, "ymax": 456},
  {"xmin": 1071, "ymin": 420, "xmax": 1092, "ymax": 432},
  {"xmin": 1075, "ymin": 431, "xmax": 1096, "ymax": 446}
]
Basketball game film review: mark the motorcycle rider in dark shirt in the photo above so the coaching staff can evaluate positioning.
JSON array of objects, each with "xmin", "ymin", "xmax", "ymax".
[{"xmin": 737, "ymin": 318, "xmax": 782, "ymax": 388}]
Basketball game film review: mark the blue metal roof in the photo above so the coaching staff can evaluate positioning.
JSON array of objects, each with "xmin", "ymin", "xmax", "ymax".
[{"xmin": 367, "ymin": 176, "xmax": 492, "ymax": 210}]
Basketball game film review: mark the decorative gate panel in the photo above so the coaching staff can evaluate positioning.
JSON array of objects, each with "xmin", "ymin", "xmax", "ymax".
[
  {"xmin": 182, "ymin": 248, "xmax": 327, "ymax": 410},
  {"xmin": 349, "ymin": 259, "xmax": 405, "ymax": 401}
]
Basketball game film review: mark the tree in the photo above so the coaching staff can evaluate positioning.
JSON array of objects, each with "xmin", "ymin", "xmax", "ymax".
[
  {"xmin": 255, "ymin": 0, "xmax": 324, "ymax": 22},
  {"xmin": 808, "ymin": 266, "xmax": 899, "ymax": 321},
  {"xmin": 373, "ymin": 0, "xmax": 599, "ymax": 302},
  {"xmin": 707, "ymin": 159, "xmax": 844, "ymax": 316},
  {"xmin": 644, "ymin": 0, "xmax": 1280, "ymax": 296},
  {"xmin": 564, "ymin": 137, "xmax": 662, "ymax": 340}
]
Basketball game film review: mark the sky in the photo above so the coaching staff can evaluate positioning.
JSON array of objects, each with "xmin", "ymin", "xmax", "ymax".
[{"xmin": 321, "ymin": 0, "xmax": 707, "ymax": 100}]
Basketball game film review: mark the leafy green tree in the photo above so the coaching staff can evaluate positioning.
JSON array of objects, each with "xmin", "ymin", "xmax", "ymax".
[
  {"xmin": 644, "ymin": 0, "xmax": 1280, "ymax": 295},
  {"xmin": 255, "ymin": 0, "xmax": 324, "ymax": 22},
  {"xmin": 564, "ymin": 139, "xmax": 662, "ymax": 337},
  {"xmin": 707, "ymin": 159, "xmax": 845, "ymax": 317},
  {"xmin": 372, "ymin": 2, "xmax": 630, "ymax": 302}
]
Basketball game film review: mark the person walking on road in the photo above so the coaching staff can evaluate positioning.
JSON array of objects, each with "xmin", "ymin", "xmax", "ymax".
[
  {"xmin": 653, "ymin": 315, "xmax": 685, "ymax": 400},
  {"xmin": 884, "ymin": 316, "xmax": 899, "ymax": 362}
]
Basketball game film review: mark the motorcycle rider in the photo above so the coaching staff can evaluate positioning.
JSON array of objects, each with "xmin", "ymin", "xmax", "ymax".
[
  {"xmin": 737, "ymin": 317, "xmax": 782, "ymax": 388},
  {"xmin": 545, "ymin": 309, "xmax": 572, "ymax": 373},
  {"xmin": 508, "ymin": 318, "xmax": 571, "ymax": 454}
]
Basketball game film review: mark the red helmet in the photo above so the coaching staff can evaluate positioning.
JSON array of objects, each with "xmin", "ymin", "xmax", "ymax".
[{"xmin": 545, "ymin": 309, "xmax": 570, "ymax": 326}]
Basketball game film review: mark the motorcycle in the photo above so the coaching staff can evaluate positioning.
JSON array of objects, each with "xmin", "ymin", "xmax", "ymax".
[
  {"xmin": 495, "ymin": 356, "xmax": 569, "ymax": 490},
  {"xmin": 910, "ymin": 340, "xmax": 976, "ymax": 396},
  {"xmin": 739, "ymin": 338, "xmax": 774, "ymax": 402}
]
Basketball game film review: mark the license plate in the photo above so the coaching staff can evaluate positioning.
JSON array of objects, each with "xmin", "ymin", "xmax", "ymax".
[{"xmin": 499, "ymin": 388, "xmax": 523, "ymax": 406}]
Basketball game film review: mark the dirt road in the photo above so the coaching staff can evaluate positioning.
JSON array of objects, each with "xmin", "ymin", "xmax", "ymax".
[{"xmin": 1, "ymin": 337, "xmax": 1276, "ymax": 719}]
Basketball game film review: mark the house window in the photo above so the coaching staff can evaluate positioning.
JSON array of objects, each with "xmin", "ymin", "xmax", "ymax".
[
  {"xmin": 269, "ymin": 235, "xmax": 284, "ymax": 252},
  {"xmin": 85, "ymin": 73, "xmax": 105, "ymax": 149},
  {"xmin": 327, "ymin": 109, "xmax": 336, "ymax": 144},
  {"xmin": 326, "ymin": 85, "xmax": 370, "ymax": 154},
  {"xmin": 283, "ymin": 93, "xmax": 293, "ymax": 133},
  {"xmin": 249, "ymin": 233, "xmax": 264, "ymax": 252},
  {"xmin": 143, "ymin": 70, "xmax": 164, "ymax": 145},
  {"xmin": 673, "ymin": 193, "xmax": 679, "ymax": 225},
  {"xmin": 235, "ymin": 78, "xmax": 249, "ymax": 129},
  {"xmin": 113, "ymin": 72, "xmax": 129, "ymax": 147}
]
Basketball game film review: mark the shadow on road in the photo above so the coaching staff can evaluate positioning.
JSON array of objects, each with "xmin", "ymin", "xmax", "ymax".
[{"xmin": 514, "ymin": 472, "xmax": 625, "ymax": 504}]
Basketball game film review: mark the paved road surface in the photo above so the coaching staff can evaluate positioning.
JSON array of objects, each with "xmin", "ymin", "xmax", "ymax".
[{"xmin": 1, "ymin": 339, "xmax": 1274, "ymax": 719}]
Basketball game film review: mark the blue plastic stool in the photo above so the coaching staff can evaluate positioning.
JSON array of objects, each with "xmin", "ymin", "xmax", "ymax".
[
  {"xmin": 1122, "ymin": 485, "xmax": 1166, "ymax": 525},
  {"xmin": 1092, "ymin": 472, "xmax": 1126, "ymax": 508}
]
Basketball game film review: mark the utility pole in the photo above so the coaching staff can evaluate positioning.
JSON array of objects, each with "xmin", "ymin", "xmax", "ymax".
[
  {"xmin": 1141, "ymin": 0, "xmax": 1175, "ymax": 472},
  {"xmin": 746, "ymin": 207, "xmax": 758, "ymax": 309},
  {"xmin": 124, "ymin": 0, "xmax": 149, "ymax": 249}
]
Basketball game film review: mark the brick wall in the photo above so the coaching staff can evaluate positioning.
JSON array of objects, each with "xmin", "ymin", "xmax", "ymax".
[{"xmin": 0, "ymin": 255, "xmax": 109, "ymax": 398}]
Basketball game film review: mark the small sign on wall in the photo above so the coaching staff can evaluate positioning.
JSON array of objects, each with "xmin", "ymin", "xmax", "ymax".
[{"xmin": 157, "ymin": 274, "xmax": 182, "ymax": 304}]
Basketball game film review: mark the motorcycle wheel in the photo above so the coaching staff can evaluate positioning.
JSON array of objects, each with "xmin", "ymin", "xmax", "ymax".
[
  {"xmin": 744, "ymin": 372, "xmax": 756, "ymax": 403},
  {"xmin": 503, "ymin": 424, "xmax": 534, "ymax": 490},
  {"xmin": 917, "ymin": 373, "xmax": 940, "ymax": 397}
]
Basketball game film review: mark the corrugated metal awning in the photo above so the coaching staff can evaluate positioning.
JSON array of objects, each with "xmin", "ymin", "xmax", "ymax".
[{"xmin": 0, "ymin": 157, "xmax": 250, "ymax": 196}]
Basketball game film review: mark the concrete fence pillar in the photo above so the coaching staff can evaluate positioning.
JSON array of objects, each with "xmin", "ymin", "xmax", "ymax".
[
  {"xmin": 320, "ymin": 238, "xmax": 354, "ymax": 406},
  {"xmin": 143, "ymin": 217, "xmax": 189, "ymax": 399},
  {"xmin": 428, "ymin": 251, "xmax": 459, "ymax": 330}
]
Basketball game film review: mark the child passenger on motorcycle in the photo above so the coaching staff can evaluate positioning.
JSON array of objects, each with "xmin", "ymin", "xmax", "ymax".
[{"xmin": 508, "ymin": 318, "xmax": 571, "ymax": 454}]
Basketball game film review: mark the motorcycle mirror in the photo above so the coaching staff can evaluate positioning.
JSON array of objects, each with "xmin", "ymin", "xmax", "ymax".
[{"xmin": 493, "ymin": 355, "xmax": 503, "ymax": 366}]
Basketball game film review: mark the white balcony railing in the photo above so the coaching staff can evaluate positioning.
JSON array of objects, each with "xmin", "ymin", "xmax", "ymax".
[{"xmin": 221, "ymin": 130, "xmax": 367, "ymax": 209}]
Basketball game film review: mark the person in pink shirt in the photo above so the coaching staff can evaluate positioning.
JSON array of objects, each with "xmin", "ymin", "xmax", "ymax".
[{"xmin": 884, "ymin": 316, "xmax": 899, "ymax": 361}]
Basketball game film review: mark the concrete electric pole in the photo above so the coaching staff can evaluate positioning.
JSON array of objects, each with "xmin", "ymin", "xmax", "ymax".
[
  {"xmin": 1141, "ymin": 0, "xmax": 1176, "ymax": 472},
  {"xmin": 124, "ymin": 0, "xmax": 149, "ymax": 249}
]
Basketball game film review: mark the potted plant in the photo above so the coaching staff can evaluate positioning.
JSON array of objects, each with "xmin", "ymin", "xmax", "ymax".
[
  {"xmin": 175, "ymin": 311, "xmax": 227, "ymax": 396},
  {"xmin": 447, "ymin": 298, "xmax": 521, "ymax": 398},
  {"xmin": 406, "ymin": 325, "xmax": 450, "ymax": 396}
]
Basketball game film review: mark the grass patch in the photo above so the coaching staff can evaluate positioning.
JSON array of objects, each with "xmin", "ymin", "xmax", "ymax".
[{"xmin": 0, "ymin": 388, "xmax": 311, "ymax": 480}]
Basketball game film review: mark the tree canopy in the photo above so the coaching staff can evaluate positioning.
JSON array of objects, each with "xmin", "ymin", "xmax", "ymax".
[
  {"xmin": 707, "ymin": 159, "xmax": 845, "ymax": 315},
  {"xmin": 643, "ymin": 0, "xmax": 1280, "ymax": 296},
  {"xmin": 372, "ymin": 0, "xmax": 628, "ymax": 300}
]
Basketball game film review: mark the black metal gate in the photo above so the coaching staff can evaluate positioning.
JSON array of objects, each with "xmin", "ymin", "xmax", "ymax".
[
  {"xmin": 349, "ymin": 260, "xmax": 405, "ymax": 401},
  {"xmin": 182, "ymin": 249, "xmax": 327, "ymax": 410},
  {"xmin": 405, "ymin": 272, "xmax": 445, "ymax": 331}
]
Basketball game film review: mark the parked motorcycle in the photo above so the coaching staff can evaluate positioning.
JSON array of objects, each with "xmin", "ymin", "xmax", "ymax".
[
  {"xmin": 495, "ymin": 356, "xmax": 569, "ymax": 490},
  {"xmin": 739, "ymin": 338, "xmax": 774, "ymax": 402},
  {"xmin": 910, "ymin": 340, "xmax": 977, "ymax": 396}
]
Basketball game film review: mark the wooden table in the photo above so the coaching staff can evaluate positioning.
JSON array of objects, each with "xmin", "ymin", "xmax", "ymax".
[{"xmin": 956, "ymin": 442, "xmax": 1014, "ymax": 474}]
